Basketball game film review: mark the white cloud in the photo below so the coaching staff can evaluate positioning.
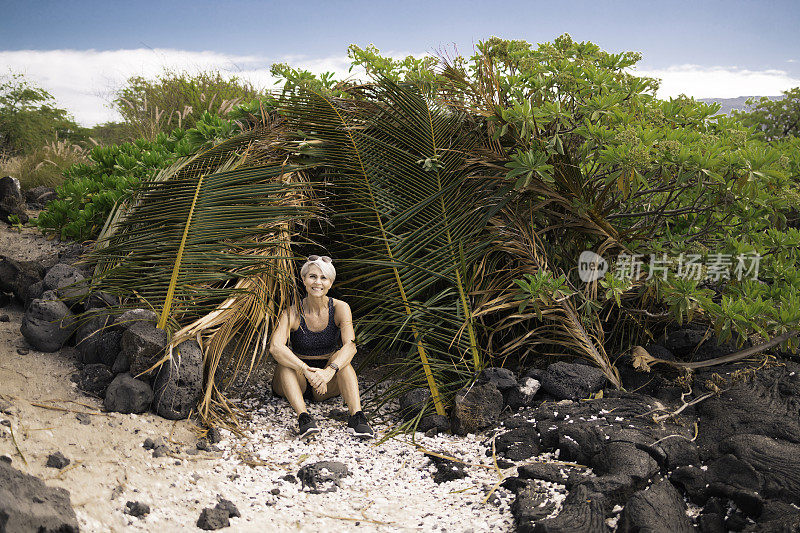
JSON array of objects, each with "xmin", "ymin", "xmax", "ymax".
[
  {"xmin": 634, "ymin": 64, "xmax": 800, "ymax": 99},
  {"xmin": 9, "ymin": 49, "xmax": 795, "ymax": 127},
  {"xmin": 0, "ymin": 48, "xmax": 357, "ymax": 126}
]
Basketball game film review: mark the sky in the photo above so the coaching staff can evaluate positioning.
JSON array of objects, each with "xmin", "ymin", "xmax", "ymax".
[{"xmin": 1, "ymin": 0, "xmax": 799, "ymax": 126}]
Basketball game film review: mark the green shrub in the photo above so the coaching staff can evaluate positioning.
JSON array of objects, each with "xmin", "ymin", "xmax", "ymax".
[
  {"xmin": 0, "ymin": 72, "xmax": 87, "ymax": 156},
  {"xmin": 36, "ymin": 109, "xmax": 262, "ymax": 240}
]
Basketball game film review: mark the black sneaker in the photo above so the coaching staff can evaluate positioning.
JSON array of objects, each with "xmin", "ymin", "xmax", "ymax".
[
  {"xmin": 347, "ymin": 411, "xmax": 374, "ymax": 438},
  {"xmin": 298, "ymin": 412, "xmax": 319, "ymax": 439}
]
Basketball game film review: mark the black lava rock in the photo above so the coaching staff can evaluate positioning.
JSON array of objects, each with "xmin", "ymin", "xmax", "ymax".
[
  {"xmin": 506, "ymin": 377, "xmax": 541, "ymax": 410},
  {"xmin": 111, "ymin": 351, "xmax": 130, "ymax": 374},
  {"xmin": 530, "ymin": 484, "xmax": 607, "ymax": 533},
  {"xmin": 297, "ymin": 461, "xmax": 350, "ymax": 493},
  {"xmin": 541, "ymin": 361, "xmax": 607, "ymax": 400},
  {"xmin": 426, "ymin": 453, "xmax": 468, "ymax": 484},
  {"xmin": 695, "ymin": 363, "xmax": 800, "ymax": 458},
  {"xmin": 105, "ymin": 373, "xmax": 154, "ymax": 414},
  {"xmin": 512, "ymin": 483, "xmax": 558, "ymax": 531},
  {"xmin": 207, "ymin": 427, "xmax": 223, "ymax": 444},
  {"xmin": 478, "ymin": 367, "xmax": 518, "ymax": 391},
  {"xmin": 618, "ymin": 479, "xmax": 694, "ymax": 532},
  {"xmin": 593, "ymin": 441, "xmax": 659, "ymax": 482},
  {"xmin": 20, "ymin": 294, "xmax": 74, "ymax": 352},
  {"xmin": 43, "ymin": 263, "xmax": 87, "ymax": 307},
  {"xmin": 0, "ymin": 176, "xmax": 29, "ymax": 224},
  {"xmin": 657, "ymin": 435, "xmax": 700, "ymax": 470},
  {"xmin": 575, "ymin": 474, "xmax": 638, "ymax": 510},
  {"xmin": 495, "ymin": 424, "xmax": 540, "ymax": 462},
  {"xmin": 450, "ymin": 382, "xmax": 503, "ymax": 435},
  {"xmin": 74, "ymin": 311, "xmax": 115, "ymax": 365},
  {"xmin": 114, "ymin": 308, "xmax": 158, "ymax": 331},
  {"xmin": 0, "ymin": 255, "xmax": 44, "ymax": 295},
  {"xmin": 125, "ymin": 501, "xmax": 150, "ymax": 517},
  {"xmin": 152, "ymin": 339, "xmax": 204, "ymax": 420},
  {"xmin": 25, "ymin": 185, "xmax": 57, "ymax": 208},
  {"xmin": 215, "ymin": 498, "xmax": 240, "ymax": 518},
  {"xmin": 417, "ymin": 414, "xmax": 450, "ymax": 434},
  {"xmin": 398, "ymin": 388, "xmax": 431, "ymax": 421},
  {"xmin": 197, "ymin": 507, "xmax": 230, "ymax": 530},
  {"xmin": 45, "ymin": 452, "xmax": 70, "ymax": 469},
  {"xmin": 670, "ymin": 465, "xmax": 709, "ymax": 504},
  {"xmin": 78, "ymin": 364, "xmax": 115, "ymax": 397},
  {"xmin": 0, "ymin": 460, "xmax": 79, "ymax": 532},
  {"xmin": 97, "ymin": 329, "xmax": 123, "ymax": 368},
  {"xmin": 517, "ymin": 462, "xmax": 586, "ymax": 488},
  {"xmin": 121, "ymin": 322, "xmax": 168, "ymax": 380}
]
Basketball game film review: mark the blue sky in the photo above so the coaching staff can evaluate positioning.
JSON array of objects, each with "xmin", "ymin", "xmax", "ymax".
[{"xmin": 2, "ymin": 0, "xmax": 799, "ymax": 125}]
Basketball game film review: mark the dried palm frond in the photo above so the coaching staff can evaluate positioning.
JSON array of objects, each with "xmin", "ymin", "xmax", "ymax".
[
  {"xmin": 474, "ymin": 204, "xmax": 621, "ymax": 388},
  {"xmin": 87, "ymin": 123, "xmax": 318, "ymax": 422}
]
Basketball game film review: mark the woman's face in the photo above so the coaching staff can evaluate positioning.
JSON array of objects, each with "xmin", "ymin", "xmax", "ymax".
[{"xmin": 303, "ymin": 264, "xmax": 333, "ymax": 297}]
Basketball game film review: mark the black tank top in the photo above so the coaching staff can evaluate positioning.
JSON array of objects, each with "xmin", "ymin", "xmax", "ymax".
[{"xmin": 290, "ymin": 298, "xmax": 341, "ymax": 357}]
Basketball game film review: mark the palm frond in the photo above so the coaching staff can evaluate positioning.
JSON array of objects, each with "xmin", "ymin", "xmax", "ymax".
[
  {"xmin": 87, "ymin": 124, "xmax": 317, "ymax": 420},
  {"xmin": 474, "ymin": 205, "xmax": 622, "ymax": 388},
  {"xmin": 279, "ymin": 80, "xmax": 508, "ymax": 411}
]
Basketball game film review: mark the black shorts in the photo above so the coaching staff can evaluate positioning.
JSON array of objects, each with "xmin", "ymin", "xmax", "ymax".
[
  {"xmin": 302, "ymin": 358, "xmax": 329, "ymax": 369},
  {"xmin": 271, "ymin": 358, "xmax": 329, "ymax": 401}
]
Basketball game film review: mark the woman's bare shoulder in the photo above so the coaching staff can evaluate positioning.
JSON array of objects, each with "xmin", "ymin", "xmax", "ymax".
[{"xmin": 331, "ymin": 298, "xmax": 352, "ymax": 318}]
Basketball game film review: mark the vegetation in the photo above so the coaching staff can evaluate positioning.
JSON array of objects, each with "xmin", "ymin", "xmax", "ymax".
[
  {"xmin": 734, "ymin": 87, "xmax": 800, "ymax": 141},
  {"xmin": 113, "ymin": 69, "xmax": 267, "ymax": 140},
  {"xmin": 36, "ymin": 110, "xmax": 256, "ymax": 240},
  {"xmin": 0, "ymin": 140, "xmax": 88, "ymax": 189},
  {"xmin": 28, "ymin": 36, "xmax": 800, "ymax": 424},
  {"xmin": 0, "ymin": 72, "xmax": 85, "ymax": 156}
]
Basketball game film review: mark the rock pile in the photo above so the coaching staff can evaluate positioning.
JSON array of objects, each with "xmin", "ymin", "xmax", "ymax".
[{"xmin": 2, "ymin": 247, "xmax": 203, "ymax": 421}]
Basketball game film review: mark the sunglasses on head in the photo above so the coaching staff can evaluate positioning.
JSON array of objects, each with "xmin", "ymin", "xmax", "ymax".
[{"xmin": 308, "ymin": 255, "xmax": 332, "ymax": 263}]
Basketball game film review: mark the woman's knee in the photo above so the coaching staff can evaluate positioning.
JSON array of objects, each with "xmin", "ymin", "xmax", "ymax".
[
  {"xmin": 336, "ymin": 363, "xmax": 357, "ymax": 382},
  {"xmin": 273, "ymin": 365, "xmax": 307, "ymax": 396}
]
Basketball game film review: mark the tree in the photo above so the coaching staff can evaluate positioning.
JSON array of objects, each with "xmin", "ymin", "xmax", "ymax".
[
  {"xmin": 734, "ymin": 88, "xmax": 800, "ymax": 141},
  {"xmin": 0, "ymin": 72, "xmax": 85, "ymax": 155}
]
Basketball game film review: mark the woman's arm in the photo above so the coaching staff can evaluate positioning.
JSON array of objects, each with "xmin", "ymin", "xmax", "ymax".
[
  {"xmin": 269, "ymin": 309, "xmax": 317, "ymax": 374},
  {"xmin": 319, "ymin": 300, "xmax": 357, "ymax": 384}
]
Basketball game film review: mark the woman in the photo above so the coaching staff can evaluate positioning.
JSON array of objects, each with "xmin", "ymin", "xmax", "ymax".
[{"xmin": 269, "ymin": 255, "xmax": 373, "ymax": 439}]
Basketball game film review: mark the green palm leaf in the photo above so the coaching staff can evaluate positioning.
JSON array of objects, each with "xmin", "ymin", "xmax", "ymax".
[{"xmin": 280, "ymin": 79, "xmax": 507, "ymax": 411}]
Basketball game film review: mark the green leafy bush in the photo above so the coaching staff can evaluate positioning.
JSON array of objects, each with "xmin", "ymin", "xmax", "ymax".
[
  {"xmin": 36, "ymin": 110, "xmax": 256, "ymax": 240},
  {"xmin": 733, "ymin": 87, "xmax": 800, "ymax": 141},
  {"xmin": 0, "ymin": 72, "xmax": 87, "ymax": 156}
]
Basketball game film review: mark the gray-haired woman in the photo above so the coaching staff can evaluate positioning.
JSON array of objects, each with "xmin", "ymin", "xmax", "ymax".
[{"xmin": 269, "ymin": 255, "xmax": 373, "ymax": 439}]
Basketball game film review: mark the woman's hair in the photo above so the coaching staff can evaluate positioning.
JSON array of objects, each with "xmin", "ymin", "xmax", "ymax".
[{"xmin": 300, "ymin": 256, "xmax": 336, "ymax": 283}]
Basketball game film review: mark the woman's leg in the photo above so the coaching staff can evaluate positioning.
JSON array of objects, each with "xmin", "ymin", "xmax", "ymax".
[
  {"xmin": 312, "ymin": 364, "xmax": 362, "ymax": 414},
  {"xmin": 272, "ymin": 364, "xmax": 309, "ymax": 414}
]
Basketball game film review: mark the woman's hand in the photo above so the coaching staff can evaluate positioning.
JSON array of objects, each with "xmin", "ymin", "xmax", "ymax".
[
  {"xmin": 303, "ymin": 366, "xmax": 330, "ymax": 395},
  {"xmin": 320, "ymin": 367, "xmax": 336, "ymax": 384}
]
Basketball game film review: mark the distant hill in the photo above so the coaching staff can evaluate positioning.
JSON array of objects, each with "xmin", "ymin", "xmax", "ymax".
[{"xmin": 699, "ymin": 95, "xmax": 783, "ymax": 116}]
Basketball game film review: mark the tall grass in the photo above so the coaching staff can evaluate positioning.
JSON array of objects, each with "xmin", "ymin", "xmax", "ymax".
[{"xmin": 0, "ymin": 140, "xmax": 88, "ymax": 189}]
